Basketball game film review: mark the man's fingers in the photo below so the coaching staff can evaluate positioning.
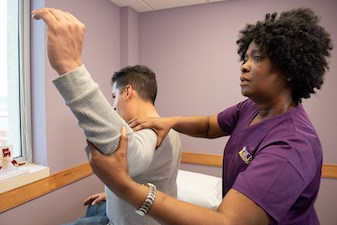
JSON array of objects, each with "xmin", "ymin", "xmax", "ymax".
[
  {"xmin": 83, "ymin": 195, "xmax": 97, "ymax": 205},
  {"xmin": 32, "ymin": 8, "xmax": 77, "ymax": 26},
  {"xmin": 64, "ymin": 11, "xmax": 82, "ymax": 24},
  {"xmin": 32, "ymin": 8, "xmax": 58, "ymax": 26},
  {"xmin": 92, "ymin": 195, "xmax": 105, "ymax": 205}
]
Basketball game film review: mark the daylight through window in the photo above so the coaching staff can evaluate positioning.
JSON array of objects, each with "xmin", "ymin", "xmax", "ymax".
[{"xmin": 0, "ymin": 0, "xmax": 31, "ymax": 160}]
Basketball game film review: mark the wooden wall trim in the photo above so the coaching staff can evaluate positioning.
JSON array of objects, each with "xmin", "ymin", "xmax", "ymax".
[
  {"xmin": 1, "ymin": 152, "xmax": 336, "ymax": 213},
  {"xmin": 181, "ymin": 152, "xmax": 223, "ymax": 167},
  {"xmin": 181, "ymin": 152, "xmax": 337, "ymax": 179},
  {"xmin": 322, "ymin": 164, "xmax": 337, "ymax": 179},
  {"xmin": 0, "ymin": 162, "xmax": 93, "ymax": 213}
]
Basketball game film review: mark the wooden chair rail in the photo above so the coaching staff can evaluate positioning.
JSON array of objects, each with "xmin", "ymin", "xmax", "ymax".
[
  {"xmin": 0, "ymin": 152, "xmax": 336, "ymax": 213},
  {"xmin": 181, "ymin": 152, "xmax": 337, "ymax": 179}
]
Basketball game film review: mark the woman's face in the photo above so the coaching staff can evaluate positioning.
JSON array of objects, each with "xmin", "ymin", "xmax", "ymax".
[{"xmin": 240, "ymin": 42, "xmax": 286, "ymax": 103}]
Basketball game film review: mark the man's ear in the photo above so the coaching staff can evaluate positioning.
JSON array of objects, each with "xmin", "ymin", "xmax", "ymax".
[{"xmin": 124, "ymin": 84, "xmax": 133, "ymax": 100}]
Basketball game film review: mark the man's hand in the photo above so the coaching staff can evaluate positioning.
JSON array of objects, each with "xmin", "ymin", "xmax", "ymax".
[
  {"xmin": 83, "ymin": 192, "xmax": 106, "ymax": 206},
  {"xmin": 32, "ymin": 8, "xmax": 84, "ymax": 75}
]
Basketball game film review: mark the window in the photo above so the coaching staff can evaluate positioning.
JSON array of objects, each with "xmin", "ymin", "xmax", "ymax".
[{"xmin": 0, "ymin": 0, "xmax": 32, "ymax": 162}]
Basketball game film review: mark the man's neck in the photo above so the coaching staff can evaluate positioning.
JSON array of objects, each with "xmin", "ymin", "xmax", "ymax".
[{"xmin": 131, "ymin": 101, "xmax": 159, "ymax": 119}]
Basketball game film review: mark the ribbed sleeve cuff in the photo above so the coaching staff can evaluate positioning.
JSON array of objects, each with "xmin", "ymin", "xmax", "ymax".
[{"xmin": 52, "ymin": 65, "xmax": 96, "ymax": 102}]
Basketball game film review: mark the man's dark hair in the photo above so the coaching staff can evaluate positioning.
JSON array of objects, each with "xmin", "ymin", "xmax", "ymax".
[
  {"xmin": 112, "ymin": 65, "xmax": 158, "ymax": 104},
  {"xmin": 237, "ymin": 8, "xmax": 333, "ymax": 103}
]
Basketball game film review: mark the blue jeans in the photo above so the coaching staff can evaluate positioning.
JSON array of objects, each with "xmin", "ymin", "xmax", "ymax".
[{"xmin": 61, "ymin": 201, "xmax": 109, "ymax": 225}]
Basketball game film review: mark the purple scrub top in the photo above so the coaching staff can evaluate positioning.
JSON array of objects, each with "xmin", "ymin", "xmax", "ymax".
[{"xmin": 217, "ymin": 99, "xmax": 322, "ymax": 225}]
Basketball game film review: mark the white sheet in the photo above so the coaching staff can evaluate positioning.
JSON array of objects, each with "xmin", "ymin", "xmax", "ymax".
[{"xmin": 177, "ymin": 169, "xmax": 222, "ymax": 210}]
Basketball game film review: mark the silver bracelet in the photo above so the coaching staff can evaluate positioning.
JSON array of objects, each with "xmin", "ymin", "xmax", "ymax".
[{"xmin": 135, "ymin": 183, "xmax": 157, "ymax": 216}]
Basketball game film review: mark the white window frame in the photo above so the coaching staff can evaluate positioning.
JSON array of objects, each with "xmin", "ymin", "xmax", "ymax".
[
  {"xmin": 0, "ymin": 2, "xmax": 49, "ymax": 194},
  {"xmin": 18, "ymin": 0, "xmax": 32, "ymax": 163},
  {"xmin": 0, "ymin": 0, "xmax": 32, "ymax": 162}
]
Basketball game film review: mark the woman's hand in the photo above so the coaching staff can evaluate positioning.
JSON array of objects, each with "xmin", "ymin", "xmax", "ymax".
[
  {"xmin": 85, "ymin": 127, "xmax": 133, "ymax": 196},
  {"xmin": 83, "ymin": 192, "xmax": 106, "ymax": 206},
  {"xmin": 128, "ymin": 117, "xmax": 175, "ymax": 148}
]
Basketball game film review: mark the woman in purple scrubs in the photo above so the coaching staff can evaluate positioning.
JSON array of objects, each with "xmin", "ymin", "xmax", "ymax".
[{"xmin": 108, "ymin": 8, "xmax": 332, "ymax": 225}]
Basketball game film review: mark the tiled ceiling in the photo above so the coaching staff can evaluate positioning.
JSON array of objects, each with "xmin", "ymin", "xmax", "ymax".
[{"xmin": 109, "ymin": 0, "xmax": 227, "ymax": 12}]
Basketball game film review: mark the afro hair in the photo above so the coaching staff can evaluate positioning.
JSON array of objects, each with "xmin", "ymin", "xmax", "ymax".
[{"xmin": 237, "ymin": 8, "xmax": 333, "ymax": 103}]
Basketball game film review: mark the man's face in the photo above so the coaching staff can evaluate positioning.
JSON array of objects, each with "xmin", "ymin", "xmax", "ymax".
[{"xmin": 111, "ymin": 82, "xmax": 127, "ymax": 120}]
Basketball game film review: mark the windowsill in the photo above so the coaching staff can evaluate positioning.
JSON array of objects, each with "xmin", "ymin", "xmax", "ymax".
[
  {"xmin": 0, "ymin": 162, "xmax": 92, "ymax": 213},
  {"xmin": 0, "ymin": 164, "xmax": 50, "ymax": 194}
]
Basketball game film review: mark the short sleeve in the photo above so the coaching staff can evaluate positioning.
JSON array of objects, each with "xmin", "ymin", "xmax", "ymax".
[
  {"xmin": 232, "ymin": 143, "xmax": 311, "ymax": 222},
  {"xmin": 217, "ymin": 100, "xmax": 256, "ymax": 134}
]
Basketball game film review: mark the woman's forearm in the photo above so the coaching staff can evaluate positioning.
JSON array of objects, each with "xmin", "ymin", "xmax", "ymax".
[
  {"xmin": 118, "ymin": 179, "xmax": 227, "ymax": 225},
  {"xmin": 150, "ymin": 191, "xmax": 227, "ymax": 225},
  {"xmin": 172, "ymin": 116, "xmax": 209, "ymax": 137},
  {"xmin": 172, "ymin": 115, "xmax": 224, "ymax": 138}
]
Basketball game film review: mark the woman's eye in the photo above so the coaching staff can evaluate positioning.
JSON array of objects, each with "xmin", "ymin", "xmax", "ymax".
[
  {"xmin": 254, "ymin": 55, "xmax": 262, "ymax": 61},
  {"xmin": 254, "ymin": 53, "xmax": 266, "ymax": 61}
]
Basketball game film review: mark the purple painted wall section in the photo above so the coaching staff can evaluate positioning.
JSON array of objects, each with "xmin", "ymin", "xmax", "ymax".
[{"xmin": 120, "ymin": 7, "xmax": 139, "ymax": 67}]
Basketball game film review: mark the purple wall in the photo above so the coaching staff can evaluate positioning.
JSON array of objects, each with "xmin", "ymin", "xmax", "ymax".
[
  {"xmin": 1, "ymin": 0, "xmax": 336, "ymax": 224},
  {"xmin": 120, "ymin": 7, "xmax": 139, "ymax": 67}
]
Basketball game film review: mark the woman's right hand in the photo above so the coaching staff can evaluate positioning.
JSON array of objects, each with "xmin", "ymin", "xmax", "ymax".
[
  {"xmin": 83, "ymin": 192, "xmax": 106, "ymax": 206},
  {"xmin": 128, "ymin": 117, "xmax": 175, "ymax": 148}
]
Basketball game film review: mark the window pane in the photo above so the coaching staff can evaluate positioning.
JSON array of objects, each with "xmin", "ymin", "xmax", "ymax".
[{"xmin": 0, "ymin": 0, "xmax": 22, "ymax": 158}]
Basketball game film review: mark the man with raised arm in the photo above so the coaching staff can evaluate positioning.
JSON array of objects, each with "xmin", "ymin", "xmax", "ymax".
[{"xmin": 32, "ymin": 8, "xmax": 182, "ymax": 225}]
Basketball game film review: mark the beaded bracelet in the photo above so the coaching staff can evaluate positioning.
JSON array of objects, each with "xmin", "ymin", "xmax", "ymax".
[{"xmin": 135, "ymin": 183, "xmax": 157, "ymax": 216}]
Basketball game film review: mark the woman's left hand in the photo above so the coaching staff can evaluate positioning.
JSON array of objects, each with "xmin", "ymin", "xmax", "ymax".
[{"xmin": 85, "ymin": 127, "xmax": 133, "ymax": 195}]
